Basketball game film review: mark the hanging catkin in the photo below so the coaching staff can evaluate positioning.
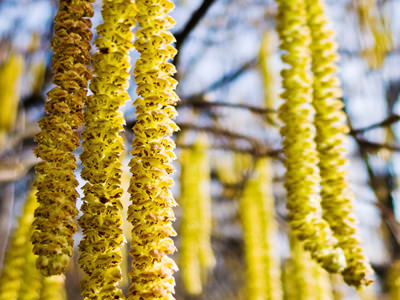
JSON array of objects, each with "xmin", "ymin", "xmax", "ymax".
[
  {"xmin": 239, "ymin": 158, "xmax": 282, "ymax": 300},
  {"xmin": 0, "ymin": 53, "xmax": 24, "ymax": 138},
  {"xmin": 305, "ymin": 0, "xmax": 373, "ymax": 287},
  {"xmin": 353, "ymin": 0, "xmax": 393, "ymax": 69},
  {"xmin": 283, "ymin": 236, "xmax": 334, "ymax": 300},
  {"xmin": 0, "ymin": 189, "xmax": 38, "ymax": 300},
  {"xmin": 275, "ymin": 0, "xmax": 345, "ymax": 272},
  {"xmin": 127, "ymin": 0, "xmax": 179, "ymax": 299},
  {"xmin": 387, "ymin": 260, "xmax": 400, "ymax": 300},
  {"xmin": 78, "ymin": 1, "xmax": 136, "ymax": 299},
  {"xmin": 259, "ymin": 31, "xmax": 278, "ymax": 110},
  {"xmin": 179, "ymin": 134, "xmax": 215, "ymax": 295},
  {"xmin": 31, "ymin": 0, "xmax": 94, "ymax": 276},
  {"xmin": 40, "ymin": 276, "xmax": 67, "ymax": 300},
  {"xmin": 18, "ymin": 231, "xmax": 41, "ymax": 300}
]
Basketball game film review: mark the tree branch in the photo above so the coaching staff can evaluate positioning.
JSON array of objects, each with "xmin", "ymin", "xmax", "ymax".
[
  {"xmin": 179, "ymin": 94, "xmax": 276, "ymax": 114},
  {"xmin": 351, "ymin": 114, "xmax": 400, "ymax": 134},
  {"xmin": 175, "ymin": 0, "xmax": 218, "ymax": 53}
]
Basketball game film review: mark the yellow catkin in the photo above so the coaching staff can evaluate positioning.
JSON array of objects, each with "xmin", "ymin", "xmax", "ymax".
[
  {"xmin": 353, "ymin": 0, "xmax": 393, "ymax": 69},
  {"xmin": 275, "ymin": 0, "xmax": 345, "ymax": 272},
  {"xmin": 40, "ymin": 276, "xmax": 66, "ymax": 300},
  {"xmin": 179, "ymin": 134, "xmax": 215, "ymax": 295},
  {"xmin": 196, "ymin": 137, "xmax": 215, "ymax": 277},
  {"xmin": 18, "ymin": 234, "xmax": 41, "ymax": 300},
  {"xmin": 388, "ymin": 260, "xmax": 400, "ymax": 300},
  {"xmin": 284, "ymin": 236, "xmax": 333, "ymax": 300},
  {"xmin": 78, "ymin": 1, "xmax": 136, "ymax": 299},
  {"xmin": 305, "ymin": 0, "xmax": 373, "ymax": 287},
  {"xmin": 259, "ymin": 30, "xmax": 279, "ymax": 125},
  {"xmin": 313, "ymin": 260, "xmax": 334, "ymax": 300},
  {"xmin": 127, "ymin": 0, "xmax": 179, "ymax": 299},
  {"xmin": 0, "ymin": 53, "xmax": 24, "ymax": 144},
  {"xmin": 239, "ymin": 158, "xmax": 282, "ymax": 300},
  {"xmin": 0, "ymin": 190, "xmax": 38, "ymax": 300},
  {"xmin": 31, "ymin": 0, "xmax": 94, "ymax": 276}
]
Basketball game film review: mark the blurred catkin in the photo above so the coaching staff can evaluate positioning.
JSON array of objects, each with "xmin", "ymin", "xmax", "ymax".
[
  {"xmin": 40, "ymin": 276, "xmax": 66, "ymax": 300},
  {"xmin": 305, "ymin": 0, "xmax": 373, "ymax": 287},
  {"xmin": 275, "ymin": 0, "xmax": 345, "ymax": 272},
  {"xmin": 283, "ymin": 236, "xmax": 333, "ymax": 300},
  {"xmin": 18, "ymin": 232, "xmax": 41, "ymax": 300},
  {"xmin": 259, "ymin": 30, "xmax": 279, "ymax": 125},
  {"xmin": 352, "ymin": 0, "xmax": 393, "ymax": 69},
  {"xmin": 388, "ymin": 260, "xmax": 400, "ymax": 300},
  {"xmin": 32, "ymin": 0, "xmax": 94, "ymax": 276},
  {"xmin": 0, "ymin": 189, "xmax": 38, "ymax": 300},
  {"xmin": 0, "ymin": 53, "xmax": 24, "ymax": 145},
  {"xmin": 127, "ymin": 0, "xmax": 179, "ymax": 299},
  {"xmin": 78, "ymin": 1, "xmax": 136, "ymax": 299},
  {"xmin": 179, "ymin": 134, "xmax": 215, "ymax": 295},
  {"xmin": 239, "ymin": 158, "xmax": 282, "ymax": 300}
]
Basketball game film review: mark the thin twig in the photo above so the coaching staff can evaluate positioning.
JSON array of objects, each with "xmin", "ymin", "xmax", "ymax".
[
  {"xmin": 179, "ymin": 95, "xmax": 276, "ymax": 114},
  {"xmin": 351, "ymin": 114, "xmax": 400, "ymax": 134}
]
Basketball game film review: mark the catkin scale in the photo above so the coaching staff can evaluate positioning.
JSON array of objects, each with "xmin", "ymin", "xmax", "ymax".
[
  {"xmin": 275, "ymin": 0, "xmax": 345, "ymax": 272},
  {"xmin": 78, "ymin": 1, "xmax": 136, "ymax": 299},
  {"xmin": 31, "ymin": 0, "xmax": 94, "ymax": 276},
  {"xmin": 127, "ymin": 0, "xmax": 179, "ymax": 299},
  {"xmin": 305, "ymin": 0, "xmax": 373, "ymax": 287}
]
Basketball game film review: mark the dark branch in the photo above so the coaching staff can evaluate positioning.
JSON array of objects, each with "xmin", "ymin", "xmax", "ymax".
[
  {"xmin": 179, "ymin": 95, "xmax": 276, "ymax": 114},
  {"xmin": 351, "ymin": 114, "xmax": 400, "ymax": 134},
  {"xmin": 175, "ymin": 0, "xmax": 218, "ymax": 52},
  {"xmin": 203, "ymin": 57, "xmax": 257, "ymax": 93}
]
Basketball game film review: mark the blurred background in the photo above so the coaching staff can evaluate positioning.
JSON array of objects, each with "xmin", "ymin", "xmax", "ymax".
[{"xmin": 0, "ymin": 0, "xmax": 399, "ymax": 299}]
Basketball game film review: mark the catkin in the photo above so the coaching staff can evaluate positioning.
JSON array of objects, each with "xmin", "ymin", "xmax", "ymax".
[
  {"xmin": 40, "ymin": 276, "xmax": 66, "ymax": 300},
  {"xmin": 32, "ymin": 0, "xmax": 94, "ymax": 276},
  {"xmin": 239, "ymin": 158, "xmax": 282, "ymax": 300},
  {"xmin": 387, "ymin": 260, "xmax": 400, "ymax": 300},
  {"xmin": 259, "ymin": 30, "xmax": 279, "ymax": 125},
  {"xmin": 305, "ymin": 0, "xmax": 373, "ymax": 287},
  {"xmin": 127, "ymin": 0, "xmax": 179, "ymax": 299},
  {"xmin": 0, "ymin": 190, "xmax": 38, "ymax": 300},
  {"xmin": 179, "ymin": 134, "xmax": 215, "ymax": 295},
  {"xmin": 284, "ymin": 236, "xmax": 333, "ymax": 300},
  {"xmin": 353, "ymin": 0, "xmax": 393, "ymax": 69},
  {"xmin": 0, "ymin": 53, "xmax": 24, "ymax": 134},
  {"xmin": 78, "ymin": 1, "xmax": 136, "ymax": 299},
  {"xmin": 18, "ymin": 234, "xmax": 41, "ymax": 300},
  {"xmin": 275, "ymin": 0, "xmax": 345, "ymax": 272}
]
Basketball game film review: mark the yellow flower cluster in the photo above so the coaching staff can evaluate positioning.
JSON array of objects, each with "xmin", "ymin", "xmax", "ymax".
[
  {"xmin": 179, "ymin": 134, "xmax": 215, "ymax": 295},
  {"xmin": 239, "ymin": 158, "xmax": 282, "ymax": 300},
  {"xmin": 32, "ymin": 0, "xmax": 94, "ymax": 276},
  {"xmin": 0, "ymin": 190, "xmax": 38, "ymax": 300},
  {"xmin": 305, "ymin": 0, "xmax": 373, "ymax": 287},
  {"xmin": 283, "ymin": 236, "xmax": 333, "ymax": 300},
  {"xmin": 353, "ymin": 0, "xmax": 393, "ymax": 69},
  {"xmin": 276, "ymin": 0, "xmax": 345, "ymax": 272},
  {"xmin": 127, "ymin": 0, "xmax": 179, "ymax": 299},
  {"xmin": 78, "ymin": 1, "xmax": 136, "ymax": 299},
  {"xmin": 387, "ymin": 260, "xmax": 400, "ymax": 300},
  {"xmin": 0, "ymin": 53, "xmax": 24, "ymax": 140}
]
